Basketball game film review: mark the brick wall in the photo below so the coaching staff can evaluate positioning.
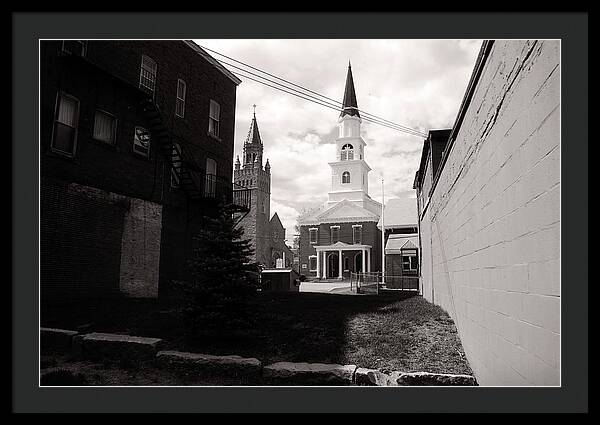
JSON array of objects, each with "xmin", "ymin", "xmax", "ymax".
[
  {"xmin": 299, "ymin": 221, "xmax": 381, "ymax": 276},
  {"xmin": 40, "ymin": 40, "xmax": 239, "ymax": 301},
  {"xmin": 419, "ymin": 40, "xmax": 560, "ymax": 386},
  {"xmin": 41, "ymin": 179, "xmax": 126, "ymax": 302}
]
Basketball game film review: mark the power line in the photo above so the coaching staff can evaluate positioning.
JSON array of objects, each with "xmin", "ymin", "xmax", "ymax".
[
  {"xmin": 230, "ymin": 69, "xmax": 427, "ymax": 138},
  {"xmin": 200, "ymin": 44, "xmax": 426, "ymax": 136},
  {"xmin": 214, "ymin": 50, "xmax": 424, "ymax": 135},
  {"xmin": 223, "ymin": 61, "xmax": 426, "ymax": 137},
  {"xmin": 199, "ymin": 44, "xmax": 428, "ymax": 138}
]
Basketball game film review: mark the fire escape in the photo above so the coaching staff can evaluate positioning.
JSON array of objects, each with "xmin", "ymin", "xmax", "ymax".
[
  {"xmin": 58, "ymin": 45, "xmax": 251, "ymax": 223},
  {"xmin": 139, "ymin": 98, "xmax": 251, "ymax": 223}
]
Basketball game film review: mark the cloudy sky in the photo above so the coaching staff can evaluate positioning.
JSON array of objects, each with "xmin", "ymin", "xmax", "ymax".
[{"xmin": 195, "ymin": 39, "xmax": 482, "ymax": 244}]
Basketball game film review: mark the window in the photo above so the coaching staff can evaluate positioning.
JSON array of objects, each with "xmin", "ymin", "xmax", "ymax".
[
  {"xmin": 352, "ymin": 225, "xmax": 363, "ymax": 245},
  {"xmin": 93, "ymin": 110, "xmax": 117, "ymax": 145},
  {"xmin": 309, "ymin": 256, "xmax": 317, "ymax": 272},
  {"xmin": 133, "ymin": 126, "xmax": 151, "ymax": 157},
  {"xmin": 402, "ymin": 255, "xmax": 418, "ymax": 272},
  {"xmin": 139, "ymin": 55, "xmax": 157, "ymax": 94},
  {"xmin": 341, "ymin": 143, "xmax": 354, "ymax": 161},
  {"xmin": 205, "ymin": 158, "xmax": 217, "ymax": 197},
  {"xmin": 342, "ymin": 171, "xmax": 351, "ymax": 184},
  {"xmin": 208, "ymin": 100, "xmax": 220, "ymax": 138},
  {"xmin": 175, "ymin": 79, "xmax": 186, "ymax": 118},
  {"xmin": 61, "ymin": 40, "xmax": 87, "ymax": 56},
  {"xmin": 171, "ymin": 143, "xmax": 181, "ymax": 188},
  {"xmin": 330, "ymin": 226, "xmax": 340, "ymax": 244},
  {"xmin": 309, "ymin": 228, "xmax": 318, "ymax": 244},
  {"xmin": 51, "ymin": 92, "xmax": 79, "ymax": 156}
]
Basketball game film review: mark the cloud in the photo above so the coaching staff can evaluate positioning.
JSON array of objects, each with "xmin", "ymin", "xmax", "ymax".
[{"xmin": 195, "ymin": 39, "xmax": 482, "ymax": 243}]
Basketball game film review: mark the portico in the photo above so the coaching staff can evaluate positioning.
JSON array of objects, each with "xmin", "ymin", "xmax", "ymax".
[{"xmin": 314, "ymin": 241, "xmax": 372, "ymax": 279}]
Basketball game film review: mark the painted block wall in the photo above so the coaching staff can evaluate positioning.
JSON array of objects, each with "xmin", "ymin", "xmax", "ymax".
[{"xmin": 419, "ymin": 40, "xmax": 560, "ymax": 386}]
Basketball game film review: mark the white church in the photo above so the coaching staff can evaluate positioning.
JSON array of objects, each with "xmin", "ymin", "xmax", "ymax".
[{"xmin": 298, "ymin": 63, "xmax": 385, "ymax": 279}]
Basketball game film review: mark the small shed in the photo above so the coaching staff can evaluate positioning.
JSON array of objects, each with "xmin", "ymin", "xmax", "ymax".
[{"xmin": 260, "ymin": 268, "xmax": 300, "ymax": 292}]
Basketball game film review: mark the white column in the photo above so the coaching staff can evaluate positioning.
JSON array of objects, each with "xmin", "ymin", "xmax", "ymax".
[
  {"xmin": 367, "ymin": 249, "xmax": 371, "ymax": 272},
  {"xmin": 362, "ymin": 248, "xmax": 366, "ymax": 274},
  {"xmin": 322, "ymin": 251, "xmax": 327, "ymax": 279},
  {"xmin": 316, "ymin": 250, "xmax": 320, "ymax": 278},
  {"xmin": 338, "ymin": 249, "xmax": 343, "ymax": 279}
]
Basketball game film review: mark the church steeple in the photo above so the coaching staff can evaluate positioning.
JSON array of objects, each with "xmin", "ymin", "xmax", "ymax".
[
  {"xmin": 243, "ymin": 106, "xmax": 263, "ymax": 167},
  {"xmin": 340, "ymin": 62, "xmax": 360, "ymax": 118}
]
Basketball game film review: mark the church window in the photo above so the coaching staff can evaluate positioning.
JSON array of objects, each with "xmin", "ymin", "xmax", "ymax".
[
  {"xmin": 341, "ymin": 143, "xmax": 354, "ymax": 161},
  {"xmin": 352, "ymin": 225, "xmax": 363, "ymax": 244},
  {"xmin": 309, "ymin": 256, "xmax": 317, "ymax": 271},
  {"xmin": 309, "ymin": 228, "xmax": 318, "ymax": 244},
  {"xmin": 342, "ymin": 171, "xmax": 351, "ymax": 184},
  {"xmin": 330, "ymin": 226, "xmax": 340, "ymax": 244}
]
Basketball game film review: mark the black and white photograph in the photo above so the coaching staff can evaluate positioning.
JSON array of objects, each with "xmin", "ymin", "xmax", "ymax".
[{"xmin": 12, "ymin": 11, "xmax": 587, "ymax": 414}]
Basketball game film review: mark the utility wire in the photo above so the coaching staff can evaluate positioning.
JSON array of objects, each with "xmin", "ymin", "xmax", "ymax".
[
  {"xmin": 230, "ymin": 69, "xmax": 426, "ymax": 138},
  {"xmin": 224, "ymin": 62, "xmax": 425, "ymax": 137},
  {"xmin": 199, "ymin": 44, "xmax": 428, "ymax": 138},
  {"xmin": 201, "ymin": 44, "xmax": 426, "ymax": 136}
]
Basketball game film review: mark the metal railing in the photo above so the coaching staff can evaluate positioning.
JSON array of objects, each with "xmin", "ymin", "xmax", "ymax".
[
  {"xmin": 384, "ymin": 275, "xmax": 420, "ymax": 291},
  {"xmin": 203, "ymin": 174, "xmax": 251, "ymax": 211},
  {"xmin": 350, "ymin": 272, "xmax": 420, "ymax": 294},
  {"xmin": 350, "ymin": 272, "xmax": 381, "ymax": 294}
]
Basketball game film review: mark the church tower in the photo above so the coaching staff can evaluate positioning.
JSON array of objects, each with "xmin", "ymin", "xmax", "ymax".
[
  {"xmin": 234, "ymin": 108, "xmax": 272, "ymax": 266},
  {"xmin": 326, "ymin": 62, "xmax": 380, "ymax": 215}
]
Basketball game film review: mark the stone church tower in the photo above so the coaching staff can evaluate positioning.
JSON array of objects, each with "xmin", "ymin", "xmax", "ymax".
[{"xmin": 234, "ymin": 110, "xmax": 272, "ymax": 267}]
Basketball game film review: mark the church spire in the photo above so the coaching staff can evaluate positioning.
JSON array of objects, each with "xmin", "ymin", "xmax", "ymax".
[
  {"xmin": 243, "ymin": 106, "xmax": 264, "ymax": 167},
  {"xmin": 245, "ymin": 105, "xmax": 262, "ymax": 146},
  {"xmin": 340, "ymin": 62, "xmax": 360, "ymax": 118}
]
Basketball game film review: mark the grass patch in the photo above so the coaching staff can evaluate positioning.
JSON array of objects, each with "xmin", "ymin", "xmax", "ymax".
[{"xmin": 42, "ymin": 292, "xmax": 471, "ymax": 377}]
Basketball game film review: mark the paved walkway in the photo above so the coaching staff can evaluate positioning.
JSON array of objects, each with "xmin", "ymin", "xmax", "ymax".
[{"xmin": 299, "ymin": 280, "xmax": 355, "ymax": 294}]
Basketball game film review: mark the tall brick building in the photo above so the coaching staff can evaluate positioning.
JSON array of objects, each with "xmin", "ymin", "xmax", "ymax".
[
  {"xmin": 414, "ymin": 40, "xmax": 560, "ymax": 386},
  {"xmin": 298, "ymin": 63, "xmax": 383, "ymax": 278},
  {"xmin": 234, "ymin": 111, "xmax": 293, "ymax": 269},
  {"xmin": 40, "ymin": 40, "xmax": 249, "ymax": 303}
]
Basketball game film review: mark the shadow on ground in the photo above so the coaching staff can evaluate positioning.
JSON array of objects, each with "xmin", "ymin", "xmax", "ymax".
[{"xmin": 41, "ymin": 291, "xmax": 471, "ymax": 376}]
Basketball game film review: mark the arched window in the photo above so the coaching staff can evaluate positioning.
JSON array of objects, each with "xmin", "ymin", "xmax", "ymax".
[
  {"xmin": 342, "ymin": 171, "xmax": 351, "ymax": 184},
  {"xmin": 341, "ymin": 144, "xmax": 354, "ymax": 161}
]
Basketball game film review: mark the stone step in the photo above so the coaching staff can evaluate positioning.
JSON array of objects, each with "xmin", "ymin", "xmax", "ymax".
[
  {"xmin": 156, "ymin": 350, "xmax": 262, "ymax": 377},
  {"xmin": 263, "ymin": 362, "xmax": 357, "ymax": 385},
  {"xmin": 79, "ymin": 332, "xmax": 163, "ymax": 361},
  {"xmin": 355, "ymin": 368, "xmax": 477, "ymax": 386}
]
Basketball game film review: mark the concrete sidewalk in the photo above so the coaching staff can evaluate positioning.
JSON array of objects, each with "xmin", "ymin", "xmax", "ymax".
[{"xmin": 299, "ymin": 280, "xmax": 355, "ymax": 294}]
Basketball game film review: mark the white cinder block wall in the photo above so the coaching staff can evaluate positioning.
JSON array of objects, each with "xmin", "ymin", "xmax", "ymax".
[{"xmin": 420, "ymin": 40, "xmax": 560, "ymax": 386}]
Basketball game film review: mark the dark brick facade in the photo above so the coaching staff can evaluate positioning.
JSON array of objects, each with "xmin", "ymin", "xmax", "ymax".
[
  {"xmin": 40, "ymin": 40, "xmax": 240, "ymax": 302},
  {"xmin": 298, "ymin": 221, "xmax": 382, "ymax": 277}
]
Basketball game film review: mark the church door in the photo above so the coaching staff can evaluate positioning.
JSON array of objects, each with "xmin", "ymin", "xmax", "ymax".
[{"xmin": 328, "ymin": 254, "xmax": 339, "ymax": 279}]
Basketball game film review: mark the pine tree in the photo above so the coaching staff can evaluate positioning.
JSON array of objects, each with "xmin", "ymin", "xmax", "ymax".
[{"xmin": 179, "ymin": 204, "xmax": 259, "ymax": 336}]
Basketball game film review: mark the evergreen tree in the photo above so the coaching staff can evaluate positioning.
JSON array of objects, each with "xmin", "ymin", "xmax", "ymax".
[{"xmin": 179, "ymin": 204, "xmax": 259, "ymax": 336}]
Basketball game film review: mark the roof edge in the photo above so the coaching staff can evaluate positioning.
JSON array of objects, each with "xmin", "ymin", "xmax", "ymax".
[{"xmin": 183, "ymin": 41, "xmax": 242, "ymax": 85}]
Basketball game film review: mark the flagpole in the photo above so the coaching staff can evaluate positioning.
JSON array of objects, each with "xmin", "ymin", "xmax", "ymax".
[{"xmin": 381, "ymin": 178, "xmax": 385, "ymax": 290}]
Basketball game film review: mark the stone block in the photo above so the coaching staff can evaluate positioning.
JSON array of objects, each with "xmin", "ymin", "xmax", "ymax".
[
  {"xmin": 263, "ymin": 362, "xmax": 357, "ymax": 385},
  {"xmin": 389, "ymin": 371, "xmax": 477, "ymax": 386},
  {"xmin": 81, "ymin": 332, "xmax": 162, "ymax": 361},
  {"xmin": 156, "ymin": 351, "xmax": 262, "ymax": 377},
  {"xmin": 354, "ymin": 368, "xmax": 390, "ymax": 386}
]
